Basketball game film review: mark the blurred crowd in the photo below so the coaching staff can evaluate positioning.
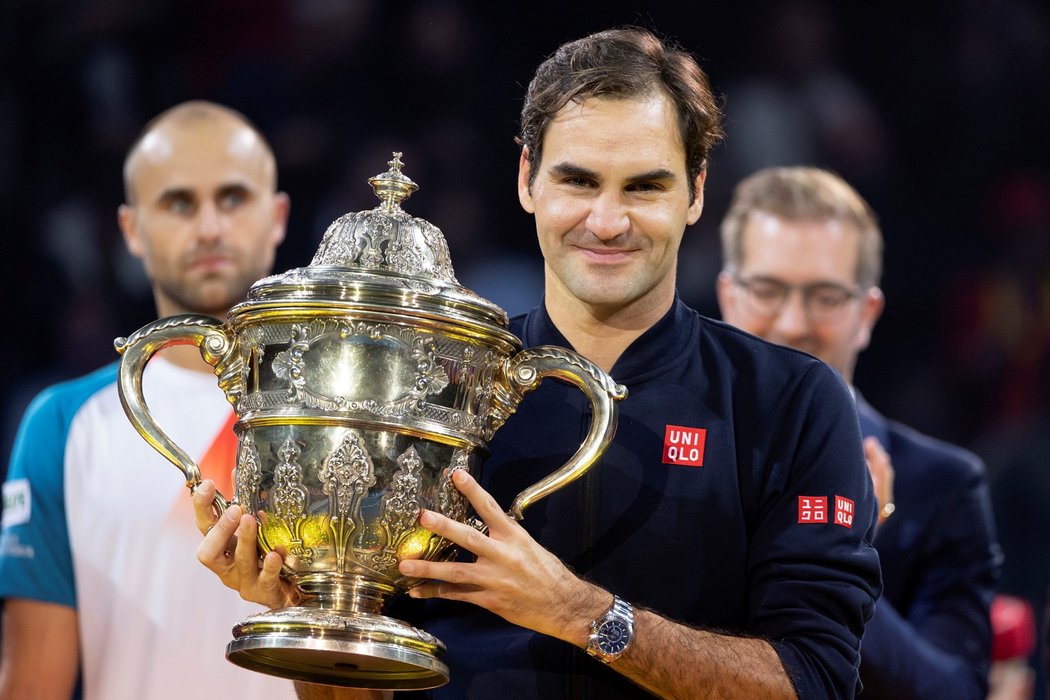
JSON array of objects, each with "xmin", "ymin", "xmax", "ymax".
[{"xmin": 2, "ymin": 0, "xmax": 1048, "ymax": 694}]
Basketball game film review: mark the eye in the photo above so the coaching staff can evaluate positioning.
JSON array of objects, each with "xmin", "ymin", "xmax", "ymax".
[
  {"xmin": 626, "ymin": 181, "xmax": 663, "ymax": 193},
  {"xmin": 809, "ymin": 287, "xmax": 851, "ymax": 309},
  {"xmin": 562, "ymin": 176, "xmax": 596, "ymax": 188},
  {"xmin": 748, "ymin": 281, "xmax": 785, "ymax": 302},
  {"xmin": 164, "ymin": 194, "xmax": 196, "ymax": 216},
  {"xmin": 218, "ymin": 186, "xmax": 249, "ymax": 211}
]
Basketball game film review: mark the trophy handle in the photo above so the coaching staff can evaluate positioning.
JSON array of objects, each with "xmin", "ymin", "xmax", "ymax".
[
  {"xmin": 113, "ymin": 314, "xmax": 243, "ymax": 515},
  {"xmin": 493, "ymin": 345, "xmax": 628, "ymax": 520}
]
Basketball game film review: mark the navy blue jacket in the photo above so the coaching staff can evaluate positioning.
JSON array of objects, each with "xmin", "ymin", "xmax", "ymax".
[
  {"xmin": 404, "ymin": 300, "xmax": 882, "ymax": 698},
  {"xmin": 856, "ymin": 394, "xmax": 1001, "ymax": 699}
]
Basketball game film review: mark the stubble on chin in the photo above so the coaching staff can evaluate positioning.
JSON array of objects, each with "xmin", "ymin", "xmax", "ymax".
[{"xmin": 160, "ymin": 274, "xmax": 251, "ymax": 318}]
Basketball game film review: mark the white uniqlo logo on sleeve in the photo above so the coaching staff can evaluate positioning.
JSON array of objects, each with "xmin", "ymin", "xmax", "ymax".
[
  {"xmin": 834, "ymin": 496, "xmax": 855, "ymax": 529},
  {"xmin": 2, "ymin": 479, "xmax": 32, "ymax": 528}
]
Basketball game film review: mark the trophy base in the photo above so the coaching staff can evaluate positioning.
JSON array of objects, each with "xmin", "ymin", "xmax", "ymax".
[{"xmin": 226, "ymin": 607, "xmax": 449, "ymax": 690}]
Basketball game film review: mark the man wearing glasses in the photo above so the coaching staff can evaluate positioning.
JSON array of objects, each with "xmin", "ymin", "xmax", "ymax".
[{"xmin": 716, "ymin": 165, "xmax": 1002, "ymax": 699}]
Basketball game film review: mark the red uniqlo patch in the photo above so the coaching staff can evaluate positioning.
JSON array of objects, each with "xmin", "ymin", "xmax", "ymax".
[
  {"xmin": 834, "ymin": 496, "xmax": 855, "ymax": 529},
  {"xmin": 662, "ymin": 425, "xmax": 707, "ymax": 466},
  {"xmin": 798, "ymin": 496, "xmax": 828, "ymax": 523}
]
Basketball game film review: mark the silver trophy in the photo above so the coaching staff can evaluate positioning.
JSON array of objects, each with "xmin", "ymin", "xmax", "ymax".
[{"xmin": 115, "ymin": 154, "xmax": 627, "ymax": 690}]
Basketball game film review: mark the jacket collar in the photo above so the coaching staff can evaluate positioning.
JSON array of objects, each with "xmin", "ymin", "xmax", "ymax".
[{"xmin": 519, "ymin": 296, "xmax": 698, "ymax": 383}]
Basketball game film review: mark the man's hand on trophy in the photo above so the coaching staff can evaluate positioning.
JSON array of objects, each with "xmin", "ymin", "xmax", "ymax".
[
  {"xmin": 397, "ymin": 469, "xmax": 610, "ymax": 648},
  {"xmin": 193, "ymin": 480, "xmax": 297, "ymax": 610}
]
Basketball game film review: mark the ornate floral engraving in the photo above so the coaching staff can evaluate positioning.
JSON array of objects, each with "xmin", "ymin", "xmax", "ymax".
[
  {"xmin": 373, "ymin": 446, "xmax": 424, "ymax": 570},
  {"xmin": 386, "ymin": 220, "xmax": 428, "ymax": 275},
  {"xmin": 411, "ymin": 344, "xmax": 449, "ymax": 395},
  {"xmin": 360, "ymin": 216, "xmax": 395, "ymax": 268},
  {"xmin": 271, "ymin": 322, "xmax": 349, "ymax": 411},
  {"xmin": 412, "ymin": 448, "xmax": 474, "ymax": 562},
  {"xmin": 320, "ymin": 429, "xmax": 376, "ymax": 520},
  {"xmin": 438, "ymin": 449, "xmax": 470, "ymax": 522},
  {"xmin": 417, "ymin": 219, "xmax": 457, "ymax": 283},
  {"xmin": 271, "ymin": 437, "xmax": 314, "ymax": 564},
  {"xmin": 272, "ymin": 333, "xmax": 307, "ymax": 393},
  {"xmin": 236, "ymin": 432, "xmax": 262, "ymax": 512},
  {"xmin": 272, "ymin": 438, "xmax": 307, "ymax": 519},
  {"xmin": 306, "ymin": 153, "xmax": 459, "ymax": 285},
  {"xmin": 320, "ymin": 429, "xmax": 376, "ymax": 571}
]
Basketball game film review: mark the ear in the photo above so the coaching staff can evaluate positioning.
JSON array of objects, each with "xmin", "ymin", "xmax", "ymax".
[
  {"xmin": 715, "ymin": 270, "xmax": 737, "ymax": 322},
  {"xmin": 686, "ymin": 169, "xmax": 707, "ymax": 225},
  {"xmin": 270, "ymin": 192, "xmax": 290, "ymax": 247},
  {"xmin": 118, "ymin": 204, "xmax": 145, "ymax": 259},
  {"xmin": 854, "ymin": 286, "xmax": 885, "ymax": 352},
  {"xmin": 517, "ymin": 148, "xmax": 535, "ymax": 214}
]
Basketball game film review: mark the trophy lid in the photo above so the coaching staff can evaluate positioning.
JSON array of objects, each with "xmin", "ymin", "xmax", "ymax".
[{"xmin": 244, "ymin": 153, "xmax": 509, "ymax": 329}]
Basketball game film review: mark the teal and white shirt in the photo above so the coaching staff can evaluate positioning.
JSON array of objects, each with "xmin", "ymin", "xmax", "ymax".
[{"xmin": 0, "ymin": 358, "xmax": 294, "ymax": 699}]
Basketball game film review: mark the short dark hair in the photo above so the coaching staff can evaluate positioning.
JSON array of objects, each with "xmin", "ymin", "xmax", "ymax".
[{"xmin": 517, "ymin": 27, "xmax": 724, "ymax": 202}]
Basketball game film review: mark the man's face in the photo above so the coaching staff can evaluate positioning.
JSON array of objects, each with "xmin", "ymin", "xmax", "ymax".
[
  {"xmin": 119, "ymin": 118, "xmax": 288, "ymax": 318},
  {"xmin": 518, "ymin": 94, "xmax": 704, "ymax": 319},
  {"xmin": 717, "ymin": 212, "xmax": 883, "ymax": 382}
]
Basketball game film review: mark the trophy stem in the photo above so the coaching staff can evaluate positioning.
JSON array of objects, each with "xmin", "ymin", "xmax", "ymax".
[
  {"xmin": 225, "ymin": 572, "xmax": 448, "ymax": 689},
  {"xmin": 296, "ymin": 573, "xmax": 393, "ymax": 616}
]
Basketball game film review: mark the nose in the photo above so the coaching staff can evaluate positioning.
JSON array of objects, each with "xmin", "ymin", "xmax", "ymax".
[
  {"xmin": 196, "ymin": 201, "xmax": 224, "ymax": 242},
  {"xmin": 585, "ymin": 191, "xmax": 629, "ymax": 242},
  {"xmin": 771, "ymin": 289, "xmax": 812, "ymax": 342}
]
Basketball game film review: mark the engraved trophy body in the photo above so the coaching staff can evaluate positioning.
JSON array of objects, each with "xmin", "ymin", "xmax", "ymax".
[{"xmin": 114, "ymin": 155, "xmax": 627, "ymax": 689}]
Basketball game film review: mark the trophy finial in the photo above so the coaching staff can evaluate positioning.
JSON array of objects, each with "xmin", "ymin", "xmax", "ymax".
[{"xmin": 368, "ymin": 151, "xmax": 419, "ymax": 211}]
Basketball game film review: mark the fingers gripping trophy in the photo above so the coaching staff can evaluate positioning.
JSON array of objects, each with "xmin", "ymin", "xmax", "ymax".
[{"xmin": 114, "ymin": 154, "xmax": 627, "ymax": 690}]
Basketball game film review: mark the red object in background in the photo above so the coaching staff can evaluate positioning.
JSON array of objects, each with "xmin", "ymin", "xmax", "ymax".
[
  {"xmin": 991, "ymin": 595, "xmax": 1037, "ymax": 661},
  {"xmin": 197, "ymin": 411, "xmax": 238, "ymax": 498}
]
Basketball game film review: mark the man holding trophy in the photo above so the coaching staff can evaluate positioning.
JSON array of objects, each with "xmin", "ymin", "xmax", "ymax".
[
  {"xmin": 0, "ymin": 101, "xmax": 294, "ymax": 698},
  {"xmin": 194, "ymin": 28, "xmax": 882, "ymax": 699}
]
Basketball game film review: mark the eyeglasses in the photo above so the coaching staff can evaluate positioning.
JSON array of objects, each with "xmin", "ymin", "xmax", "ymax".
[{"xmin": 732, "ymin": 275, "xmax": 862, "ymax": 323}]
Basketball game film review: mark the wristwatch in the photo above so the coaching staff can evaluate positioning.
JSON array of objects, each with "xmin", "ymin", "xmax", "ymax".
[{"xmin": 586, "ymin": 595, "xmax": 635, "ymax": 663}]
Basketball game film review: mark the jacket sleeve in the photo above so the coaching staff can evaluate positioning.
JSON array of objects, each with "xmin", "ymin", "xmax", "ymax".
[
  {"xmin": 859, "ymin": 457, "xmax": 1000, "ymax": 699},
  {"xmin": 748, "ymin": 363, "xmax": 883, "ymax": 699}
]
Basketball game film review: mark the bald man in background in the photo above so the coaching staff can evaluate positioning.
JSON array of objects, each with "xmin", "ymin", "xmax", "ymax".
[{"xmin": 0, "ymin": 101, "xmax": 295, "ymax": 699}]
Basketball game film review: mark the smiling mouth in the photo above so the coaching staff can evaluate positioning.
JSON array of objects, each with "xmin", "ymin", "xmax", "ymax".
[{"xmin": 576, "ymin": 247, "xmax": 636, "ymax": 263}]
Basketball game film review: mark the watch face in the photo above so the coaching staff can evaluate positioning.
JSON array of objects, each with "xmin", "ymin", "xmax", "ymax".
[{"xmin": 597, "ymin": 619, "xmax": 631, "ymax": 654}]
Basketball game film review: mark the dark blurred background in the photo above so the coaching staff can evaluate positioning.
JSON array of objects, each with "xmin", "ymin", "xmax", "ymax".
[{"xmin": 2, "ymin": 0, "xmax": 1048, "ymax": 693}]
